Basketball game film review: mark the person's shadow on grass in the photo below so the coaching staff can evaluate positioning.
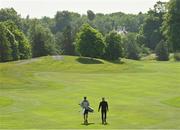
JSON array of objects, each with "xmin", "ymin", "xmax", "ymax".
[
  {"xmin": 102, "ymin": 122, "xmax": 109, "ymax": 125},
  {"xmin": 81, "ymin": 122, "xmax": 109, "ymax": 126},
  {"xmin": 81, "ymin": 122, "xmax": 95, "ymax": 126}
]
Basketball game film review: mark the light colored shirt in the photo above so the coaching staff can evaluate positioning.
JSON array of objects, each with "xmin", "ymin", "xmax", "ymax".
[{"xmin": 80, "ymin": 100, "xmax": 89, "ymax": 109}]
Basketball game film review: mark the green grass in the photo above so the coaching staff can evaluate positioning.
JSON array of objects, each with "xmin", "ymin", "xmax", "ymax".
[
  {"xmin": 162, "ymin": 97, "xmax": 180, "ymax": 108},
  {"xmin": 0, "ymin": 56, "xmax": 180, "ymax": 129}
]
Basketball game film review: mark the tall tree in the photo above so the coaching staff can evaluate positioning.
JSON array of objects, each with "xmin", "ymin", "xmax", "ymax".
[
  {"xmin": 5, "ymin": 21, "xmax": 31, "ymax": 60},
  {"xmin": 0, "ymin": 8, "xmax": 22, "ymax": 29},
  {"xmin": 76, "ymin": 24, "xmax": 105, "ymax": 58},
  {"xmin": 93, "ymin": 14, "xmax": 114, "ymax": 35},
  {"xmin": 29, "ymin": 21, "xmax": 57, "ymax": 57},
  {"xmin": 61, "ymin": 25, "xmax": 75, "ymax": 55},
  {"xmin": 123, "ymin": 33, "xmax": 140, "ymax": 60},
  {"xmin": 0, "ymin": 22, "xmax": 12, "ymax": 62},
  {"xmin": 6, "ymin": 29, "xmax": 19, "ymax": 60},
  {"xmin": 54, "ymin": 11, "xmax": 71, "ymax": 32},
  {"xmin": 55, "ymin": 32, "xmax": 64, "ymax": 54},
  {"xmin": 104, "ymin": 31, "xmax": 123, "ymax": 60},
  {"xmin": 0, "ymin": 21, "xmax": 31, "ymax": 62},
  {"xmin": 139, "ymin": 1, "xmax": 166, "ymax": 50},
  {"xmin": 163, "ymin": 0, "xmax": 180, "ymax": 52},
  {"xmin": 15, "ymin": 31, "xmax": 31, "ymax": 59}
]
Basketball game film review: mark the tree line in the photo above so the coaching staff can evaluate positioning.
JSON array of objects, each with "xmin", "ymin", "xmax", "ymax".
[{"xmin": 0, "ymin": 0, "xmax": 180, "ymax": 62}]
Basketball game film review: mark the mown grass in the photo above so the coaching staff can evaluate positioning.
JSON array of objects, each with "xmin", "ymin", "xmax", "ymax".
[{"xmin": 0, "ymin": 56, "xmax": 180, "ymax": 129}]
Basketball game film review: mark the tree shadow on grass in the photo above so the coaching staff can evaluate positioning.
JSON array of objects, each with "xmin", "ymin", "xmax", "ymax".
[{"xmin": 76, "ymin": 57, "xmax": 104, "ymax": 64}]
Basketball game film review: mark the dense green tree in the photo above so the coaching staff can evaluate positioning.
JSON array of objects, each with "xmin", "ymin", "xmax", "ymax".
[
  {"xmin": 40, "ymin": 16, "xmax": 55, "ymax": 31},
  {"xmin": 136, "ymin": 33, "xmax": 151, "ymax": 56},
  {"xmin": 29, "ymin": 22, "xmax": 57, "ymax": 57},
  {"xmin": 70, "ymin": 13, "xmax": 85, "ymax": 36},
  {"xmin": 61, "ymin": 25, "xmax": 75, "ymax": 55},
  {"xmin": 140, "ymin": 16, "xmax": 162, "ymax": 50},
  {"xmin": 155, "ymin": 40, "xmax": 169, "ymax": 61},
  {"xmin": 15, "ymin": 31, "xmax": 31, "ymax": 59},
  {"xmin": 163, "ymin": 0, "xmax": 180, "ymax": 52},
  {"xmin": 0, "ymin": 23, "xmax": 12, "ymax": 62},
  {"xmin": 139, "ymin": 1, "xmax": 166, "ymax": 50},
  {"xmin": 0, "ymin": 9, "xmax": 33, "ymax": 59},
  {"xmin": 21, "ymin": 15, "xmax": 31, "ymax": 36},
  {"xmin": 93, "ymin": 14, "xmax": 114, "ymax": 35},
  {"xmin": 0, "ymin": 8, "xmax": 22, "ymax": 29},
  {"xmin": 6, "ymin": 29, "xmax": 19, "ymax": 60},
  {"xmin": 3, "ymin": 21, "xmax": 19, "ymax": 60},
  {"xmin": 54, "ymin": 11, "xmax": 82, "ymax": 54},
  {"xmin": 0, "ymin": 21, "xmax": 31, "ymax": 62},
  {"xmin": 123, "ymin": 33, "xmax": 140, "ymax": 60},
  {"xmin": 5, "ymin": 21, "xmax": 31, "ymax": 60},
  {"xmin": 54, "ymin": 11, "xmax": 71, "ymax": 32},
  {"xmin": 55, "ymin": 32, "xmax": 64, "ymax": 54},
  {"xmin": 119, "ymin": 15, "xmax": 139, "ymax": 32},
  {"xmin": 76, "ymin": 24, "xmax": 105, "ymax": 58},
  {"xmin": 104, "ymin": 31, "xmax": 123, "ymax": 60}
]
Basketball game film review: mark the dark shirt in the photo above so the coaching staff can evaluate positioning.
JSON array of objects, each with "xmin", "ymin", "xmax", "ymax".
[{"xmin": 98, "ymin": 101, "xmax": 108, "ymax": 112}]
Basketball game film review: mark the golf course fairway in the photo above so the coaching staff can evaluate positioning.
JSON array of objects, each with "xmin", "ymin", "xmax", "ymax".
[{"xmin": 0, "ymin": 56, "xmax": 180, "ymax": 129}]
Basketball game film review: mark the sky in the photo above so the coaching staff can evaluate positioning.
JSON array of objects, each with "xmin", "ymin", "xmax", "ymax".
[{"xmin": 0, "ymin": 0, "xmax": 169, "ymax": 18}]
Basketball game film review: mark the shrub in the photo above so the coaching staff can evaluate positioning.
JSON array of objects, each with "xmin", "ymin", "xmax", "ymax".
[
  {"xmin": 174, "ymin": 52, "xmax": 180, "ymax": 61},
  {"xmin": 155, "ymin": 40, "xmax": 169, "ymax": 61}
]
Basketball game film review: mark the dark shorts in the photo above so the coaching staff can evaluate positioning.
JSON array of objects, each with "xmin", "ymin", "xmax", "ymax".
[{"xmin": 84, "ymin": 109, "xmax": 88, "ymax": 115}]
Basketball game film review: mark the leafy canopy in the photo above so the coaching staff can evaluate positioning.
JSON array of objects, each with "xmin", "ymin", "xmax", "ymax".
[
  {"xmin": 76, "ymin": 24, "xmax": 105, "ymax": 58},
  {"xmin": 104, "ymin": 31, "xmax": 123, "ymax": 60}
]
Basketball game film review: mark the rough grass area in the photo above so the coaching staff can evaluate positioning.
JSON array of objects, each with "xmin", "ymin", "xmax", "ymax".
[{"xmin": 0, "ymin": 56, "xmax": 180, "ymax": 129}]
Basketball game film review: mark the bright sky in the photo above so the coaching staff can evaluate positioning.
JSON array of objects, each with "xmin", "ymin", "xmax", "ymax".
[{"xmin": 0, "ymin": 0, "xmax": 169, "ymax": 18}]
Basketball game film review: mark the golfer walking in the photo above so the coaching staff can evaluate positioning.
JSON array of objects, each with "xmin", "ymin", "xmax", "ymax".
[
  {"xmin": 80, "ymin": 97, "xmax": 90, "ymax": 124},
  {"xmin": 98, "ymin": 97, "xmax": 109, "ymax": 124}
]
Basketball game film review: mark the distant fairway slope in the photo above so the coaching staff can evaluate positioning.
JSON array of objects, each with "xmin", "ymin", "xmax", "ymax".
[{"xmin": 0, "ymin": 56, "xmax": 180, "ymax": 129}]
